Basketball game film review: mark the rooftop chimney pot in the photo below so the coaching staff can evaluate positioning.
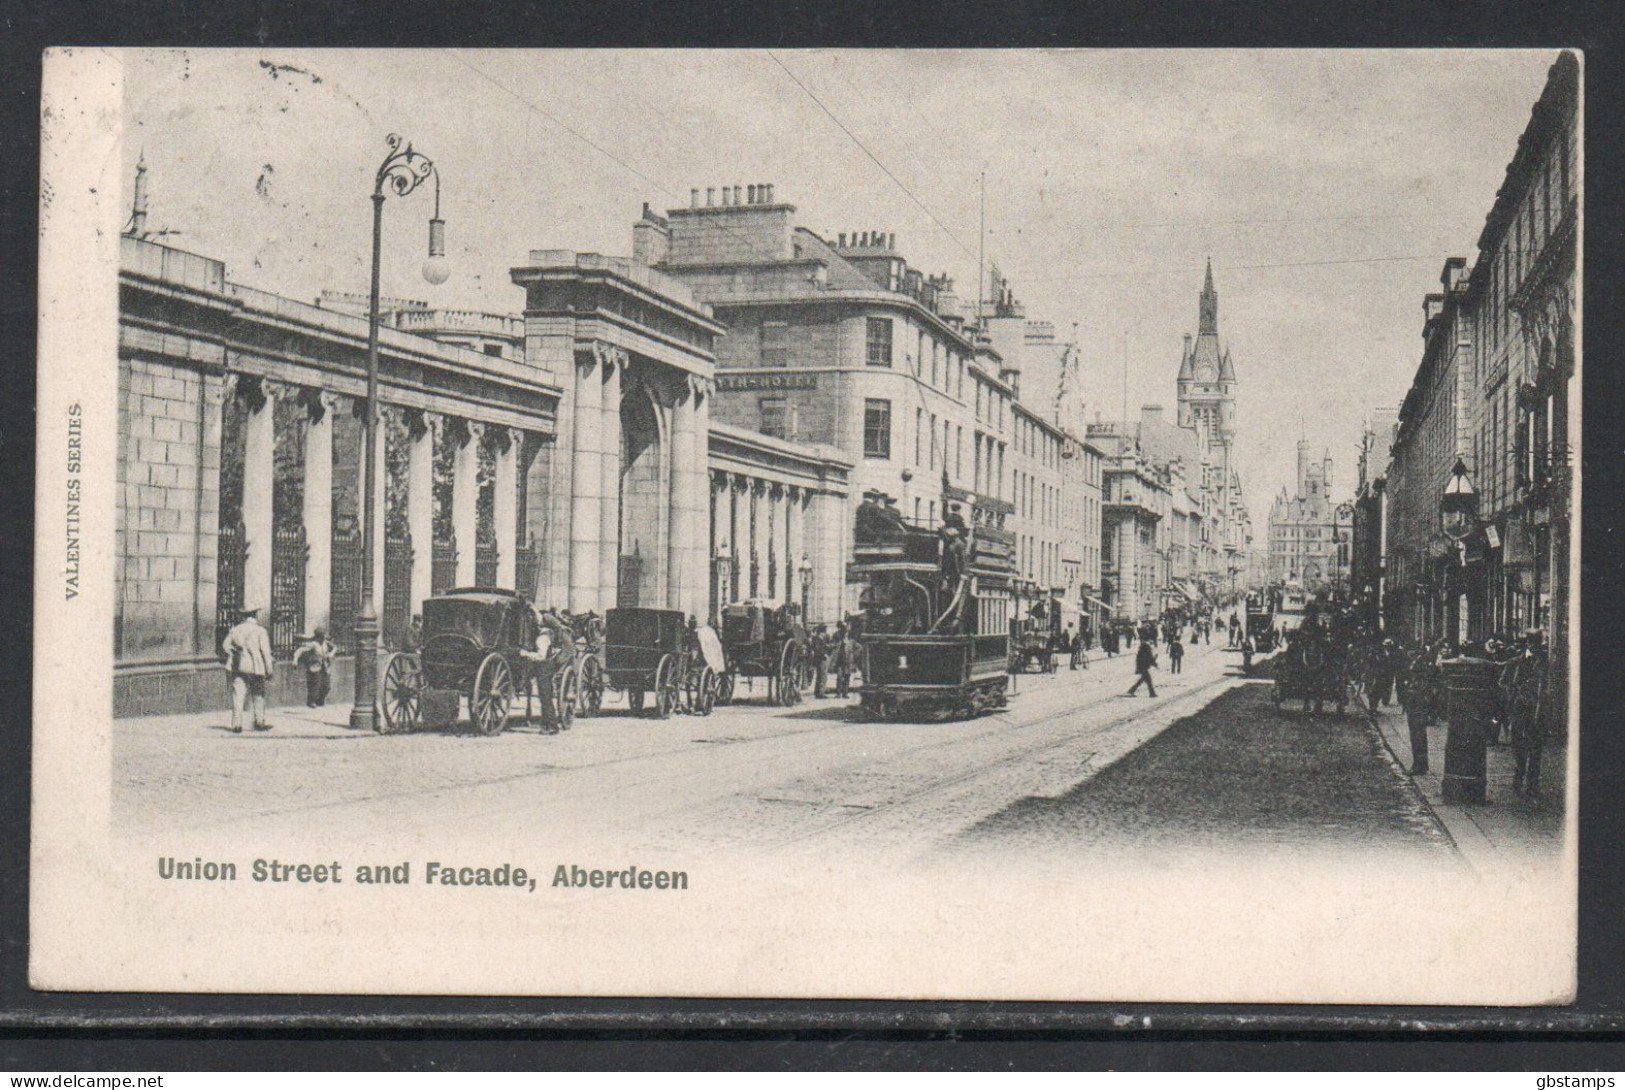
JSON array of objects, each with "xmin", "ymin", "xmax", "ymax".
[
  {"xmin": 706, "ymin": 188, "xmax": 715, "ymax": 207},
  {"xmin": 690, "ymin": 189, "xmax": 699, "ymax": 208}
]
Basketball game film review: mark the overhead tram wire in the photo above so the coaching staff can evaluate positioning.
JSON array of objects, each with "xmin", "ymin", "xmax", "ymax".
[
  {"xmin": 450, "ymin": 52, "xmax": 790, "ymax": 268},
  {"xmin": 763, "ymin": 50, "xmax": 983, "ymax": 269}
]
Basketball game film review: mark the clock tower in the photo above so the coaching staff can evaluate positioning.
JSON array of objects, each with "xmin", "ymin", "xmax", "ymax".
[{"xmin": 1176, "ymin": 258, "xmax": 1237, "ymax": 455}]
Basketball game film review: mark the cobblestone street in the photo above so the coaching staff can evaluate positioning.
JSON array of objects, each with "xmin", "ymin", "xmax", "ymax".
[{"xmin": 952, "ymin": 671, "xmax": 1461, "ymax": 871}]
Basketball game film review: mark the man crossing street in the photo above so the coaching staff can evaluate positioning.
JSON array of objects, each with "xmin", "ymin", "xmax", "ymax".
[
  {"xmin": 1126, "ymin": 637, "xmax": 1159, "ymax": 698},
  {"xmin": 221, "ymin": 604, "xmax": 275, "ymax": 733}
]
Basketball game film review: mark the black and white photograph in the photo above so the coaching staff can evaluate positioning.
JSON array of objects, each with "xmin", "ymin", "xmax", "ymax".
[{"xmin": 30, "ymin": 46, "xmax": 1579, "ymax": 1003}]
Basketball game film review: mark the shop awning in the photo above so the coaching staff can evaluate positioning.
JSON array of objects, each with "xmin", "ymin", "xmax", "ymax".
[
  {"xmin": 1081, "ymin": 595, "xmax": 1112, "ymax": 614},
  {"xmin": 1177, "ymin": 581, "xmax": 1203, "ymax": 603}
]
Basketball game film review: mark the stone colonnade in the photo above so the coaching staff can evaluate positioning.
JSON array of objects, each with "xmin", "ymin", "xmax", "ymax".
[
  {"xmin": 230, "ymin": 375, "xmax": 528, "ymax": 638},
  {"xmin": 707, "ymin": 471, "xmax": 825, "ymax": 619}
]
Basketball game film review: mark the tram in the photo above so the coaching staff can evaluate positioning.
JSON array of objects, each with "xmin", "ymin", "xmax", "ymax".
[{"xmin": 849, "ymin": 493, "xmax": 1016, "ymax": 721}]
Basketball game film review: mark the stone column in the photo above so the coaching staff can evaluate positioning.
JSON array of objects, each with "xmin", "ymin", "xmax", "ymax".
[
  {"xmin": 688, "ymin": 381, "xmax": 712, "ymax": 620},
  {"xmin": 667, "ymin": 377, "xmax": 704, "ymax": 616},
  {"xmin": 710, "ymin": 471, "xmax": 731, "ymax": 608},
  {"xmin": 569, "ymin": 349, "xmax": 603, "ymax": 613},
  {"xmin": 729, "ymin": 475, "xmax": 746, "ymax": 604},
  {"xmin": 241, "ymin": 380, "xmax": 276, "ymax": 616},
  {"xmin": 494, "ymin": 426, "xmax": 521, "ymax": 590},
  {"xmin": 751, "ymin": 481, "xmax": 770, "ymax": 602},
  {"xmin": 788, "ymin": 486, "xmax": 806, "ymax": 613},
  {"xmin": 598, "ymin": 344, "xmax": 625, "ymax": 609},
  {"xmin": 303, "ymin": 390, "xmax": 337, "ymax": 630},
  {"xmin": 407, "ymin": 412, "xmax": 439, "ymax": 617},
  {"xmin": 452, "ymin": 420, "xmax": 482, "ymax": 587},
  {"xmin": 370, "ymin": 406, "xmax": 397, "ymax": 608}
]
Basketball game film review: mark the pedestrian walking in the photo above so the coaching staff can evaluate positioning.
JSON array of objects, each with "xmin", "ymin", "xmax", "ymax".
[
  {"xmin": 1126, "ymin": 638, "xmax": 1159, "ymax": 697},
  {"xmin": 1168, "ymin": 634, "xmax": 1184, "ymax": 674},
  {"xmin": 833, "ymin": 621, "xmax": 853, "ymax": 699},
  {"xmin": 1508, "ymin": 631, "xmax": 1549, "ymax": 800},
  {"xmin": 1069, "ymin": 626, "xmax": 1087, "ymax": 671},
  {"xmin": 809, "ymin": 625, "xmax": 829, "ymax": 699},
  {"xmin": 1403, "ymin": 643, "xmax": 1440, "ymax": 776},
  {"xmin": 221, "ymin": 604, "xmax": 275, "ymax": 733},
  {"xmin": 293, "ymin": 626, "xmax": 336, "ymax": 708}
]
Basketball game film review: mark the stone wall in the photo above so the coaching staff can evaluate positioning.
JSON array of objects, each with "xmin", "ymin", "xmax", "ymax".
[{"xmin": 116, "ymin": 356, "xmax": 220, "ymax": 663}]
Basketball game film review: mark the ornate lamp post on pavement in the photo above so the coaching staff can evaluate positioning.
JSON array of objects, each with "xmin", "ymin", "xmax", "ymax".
[
  {"xmin": 1437, "ymin": 458, "xmax": 1494, "ymax": 803},
  {"xmin": 352, "ymin": 135, "xmax": 446, "ymax": 733}
]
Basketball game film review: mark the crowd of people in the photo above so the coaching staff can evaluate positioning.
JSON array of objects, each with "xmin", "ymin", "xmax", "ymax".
[{"xmin": 1261, "ymin": 600, "xmax": 1556, "ymax": 803}]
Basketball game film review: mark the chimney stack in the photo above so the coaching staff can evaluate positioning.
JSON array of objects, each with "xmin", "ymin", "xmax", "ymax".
[
  {"xmin": 706, "ymin": 187, "xmax": 715, "ymax": 207},
  {"xmin": 690, "ymin": 188, "xmax": 699, "ymax": 208},
  {"xmin": 129, "ymin": 152, "xmax": 149, "ymax": 238},
  {"xmin": 747, "ymin": 184, "xmax": 757, "ymax": 204},
  {"xmin": 838, "ymin": 233, "xmax": 846, "ymax": 247},
  {"xmin": 888, "ymin": 233, "xmax": 896, "ymax": 250},
  {"xmin": 765, "ymin": 183, "xmax": 775, "ymax": 202},
  {"xmin": 733, "ymin": 185, "xmax": 742, "ymax": 205}
]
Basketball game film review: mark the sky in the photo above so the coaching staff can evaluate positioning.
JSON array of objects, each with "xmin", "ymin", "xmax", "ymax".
[{"xmin": 120, "ymin": 48, "xmax": 1560, "ymax": 521}]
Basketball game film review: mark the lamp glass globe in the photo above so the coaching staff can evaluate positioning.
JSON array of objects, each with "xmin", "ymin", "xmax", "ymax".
[{"xmin": 422, "ymin": 256, "xmax": 451, "ymax": 286}]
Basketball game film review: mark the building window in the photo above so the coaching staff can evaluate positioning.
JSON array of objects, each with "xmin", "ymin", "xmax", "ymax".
[
  {"xmin": 864, "ymin": 398, "xmax": 892, "ymax": 459},
  {"xmin": 760, "ymin": 397, "xmax": 789, "ymax": 440},
  {"xmin": 866, "ymin": 317, "xmax": 894, "ymax": 367},
  {"xmin": 761, "ymin": 321, "xmax": 789, "ymax": 368}
]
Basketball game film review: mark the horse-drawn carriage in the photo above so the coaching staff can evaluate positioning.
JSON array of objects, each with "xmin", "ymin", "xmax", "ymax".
[
  {"xmin": 600, "ymin": 607, "xmax": 721, "ymax": 718},
  {"xmin": 379, "ymin": 588, "xmax": 576, "ymax": 735},
  {"xmin": 1271, "ymin": 632, "xmax": 1354, "ymax": 715},
  {"xmin": 1008, "ymin": 600, "xmax": 1061, "ymax": 674},
  {"xmin": 850, "ymin": 495, "xmax": 1015, "ymax": 721},
  {"xmin": 715, "ymin": 600, "xmax": 811, "ymax": 706}
]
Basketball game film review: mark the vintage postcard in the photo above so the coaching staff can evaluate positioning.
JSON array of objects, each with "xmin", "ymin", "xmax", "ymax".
[{"xmin": 32, "ymin": 47, "xmax": 1578, "ymax": 1002}]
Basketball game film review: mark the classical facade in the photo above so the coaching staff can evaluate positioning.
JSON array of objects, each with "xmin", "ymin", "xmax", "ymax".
[
  {"xmin": 115, "ymin": 205, "xmax": 851, "ymax": 716},
  {"xmin": 118, "ymin": 235, "xmax": 563, "ymax": 715}
]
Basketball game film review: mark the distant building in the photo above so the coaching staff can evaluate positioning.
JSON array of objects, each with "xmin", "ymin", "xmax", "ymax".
[
  {"xmin": 1268, "ymin": 440, "xmax": 1345, "ymax": 592},
  {"xmin": 1351, "ymin": 407, "xmax": 1399, "ymax": 626}
]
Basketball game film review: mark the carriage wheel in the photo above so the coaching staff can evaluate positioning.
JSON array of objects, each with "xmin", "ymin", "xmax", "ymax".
[
  {"xmin": 551, "ymin": 664, "xmax": 578, "ymax": 732},
  {"xmin": 691, "ymin": 666, "xmax": 717, "ymax": 717},
  {"xmin": 715, "ymin": 672, "xmax": 735, "ymax": 706},
  {"xmin": 653, "ymin": 655, "xmax": 680, "ymax": 720},
  {"xmin": 628, "ymin": 688, "xmax": 645, "ymax": 715},
  {"xmin": 470, "ymin": 653, "xmax": 515, "ymax": 736},
  {"xmin": 577, "ymin": 656, "xmax": 605, "ymax": 717},
  {"xmin": 379, "ymin": 652, "xmax": 423, "ymax": 734},
  {"xmin": 776, "ymin": 643, "xmax": 802, "ymax": 707}
]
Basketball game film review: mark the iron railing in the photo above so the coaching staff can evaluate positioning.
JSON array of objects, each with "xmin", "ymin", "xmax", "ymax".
[
  {"xmin": 216, "ymin": 521, "xmax": 247, "ymax": 654},
  {"xmin": 383, "ymin": 532, "xmax": 414, "ymax": 649},
  {"xmin": 330, "ymin": 523, "xmax": 363, "ymax": 650},
  {"xmin": 431, "ymin": 536, "xmax": 458, "ymax": 595},
  {"xmin": 475, "ymin": 536, "xmax": 499, "ymax": 589},
  {"xmin": 269, "ymin": 523, "xmax": 308, "ymax": 659}
]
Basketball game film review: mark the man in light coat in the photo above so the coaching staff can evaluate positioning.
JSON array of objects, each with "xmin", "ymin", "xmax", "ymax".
[{"xmin": 222, "ymin": 605, "xmax": 275, "ymax": 733}]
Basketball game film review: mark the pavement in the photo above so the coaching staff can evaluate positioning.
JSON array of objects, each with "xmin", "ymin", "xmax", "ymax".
[
  {"xmin": 109, "ymin": 638, "xmax": 1562, "ymax": 875},
  {"xmin": 1366, "ymin": 698, "xmax": 1567, "ymax": 876}
]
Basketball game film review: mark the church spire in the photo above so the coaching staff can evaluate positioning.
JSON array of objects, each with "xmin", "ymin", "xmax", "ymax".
[{"xmin": 1199, "ymin": 256, "xmax": 1218, "ymax": 335}]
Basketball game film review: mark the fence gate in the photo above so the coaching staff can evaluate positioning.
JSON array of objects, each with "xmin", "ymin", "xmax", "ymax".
[
  {"xmin": 216, "ymin": 521, "xmax": 247, "ymax": 653},
  {"xmin": 475, "ymin": 535, "xmax": 499, "ymax": 589},
  {"xmin": 383, "ymin": 531, "xmax": 414, "ymax": 650},
  {"xmin": 330, "ymin": 523, "xmax": 362, "ymax": 650},
  {"xmin": 515, "ymin": 537, "xmax": 543, "ymax": 604},
  {"xmin": 269, "ymin": 524, "xmax": 309, "ymax": 659},
  {"xmin": 618, "ymin": 551, "xmax": 643, "ymax": 609},
  {"xmin": 432, "ymin": 535, "xmax": 458, "ymax": 595}
]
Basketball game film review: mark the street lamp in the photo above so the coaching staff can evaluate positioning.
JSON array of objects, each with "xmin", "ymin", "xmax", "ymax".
[
  {"xmin": 798, "ymin": 553, "xmax": 813, "ymax": 618},
  {"xmin": 1440, "ymin": 459, "xmax": 1478, "ymax": 544},
  {"xmin": 353, "ymin": 134, "xmax": 445, "ymax": 734},
  {"xmin": 1435, "ymin": 457, "xmax": 1494, "ymax": 803}
]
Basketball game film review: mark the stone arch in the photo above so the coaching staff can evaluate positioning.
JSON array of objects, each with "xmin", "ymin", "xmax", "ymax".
[{"xmin": 617, "ymin": 369, "xmax": 669, "ymax": 607}]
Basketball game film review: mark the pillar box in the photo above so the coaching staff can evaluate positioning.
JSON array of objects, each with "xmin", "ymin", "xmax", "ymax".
[{"xmin": 1440, "ymin": 654, "xmax": 1498, "ymax": 804}]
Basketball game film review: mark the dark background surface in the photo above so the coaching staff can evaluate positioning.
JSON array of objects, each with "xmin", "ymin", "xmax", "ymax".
[{"xmin": 1, "ymin": 0, "xmax": 1622, "ymax": 1070}]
